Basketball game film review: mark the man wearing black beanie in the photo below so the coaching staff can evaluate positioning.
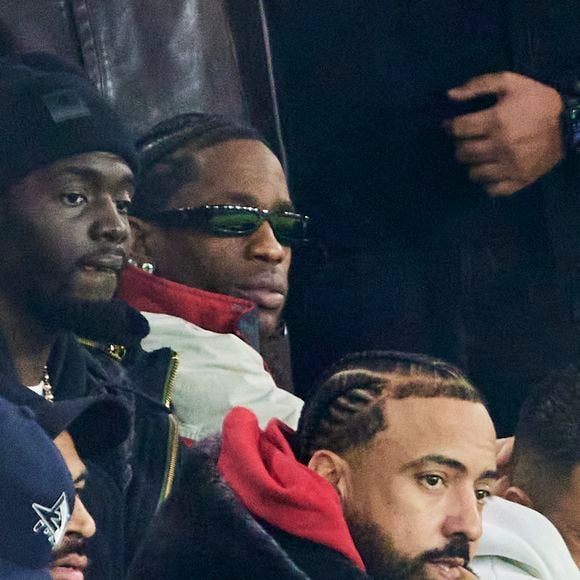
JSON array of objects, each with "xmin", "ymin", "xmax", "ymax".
[{"xmin": 0, "ymin": 53, "xmax": 176, "ymax": 579}]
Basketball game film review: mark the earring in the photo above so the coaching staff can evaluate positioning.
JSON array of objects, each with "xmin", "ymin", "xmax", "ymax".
[{"xmin": 141, "ymin": 262, "xmax": 155, "ymax": 274}]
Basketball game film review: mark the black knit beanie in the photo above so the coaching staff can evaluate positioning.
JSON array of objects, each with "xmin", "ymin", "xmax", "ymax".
[{"xmin": 0, "ymin": 52, "xmax": 139, "ymax": 188}]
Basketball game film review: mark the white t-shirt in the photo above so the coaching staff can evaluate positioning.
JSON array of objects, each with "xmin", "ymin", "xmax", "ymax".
[{"xmin": 27, "ymin": 383, "xmax": 44, "ymax": 397}]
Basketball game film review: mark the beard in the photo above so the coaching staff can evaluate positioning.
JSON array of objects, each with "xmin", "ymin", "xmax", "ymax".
[
  {"xmin": 345, "ymin": 515, "xmax": 429, "ymax": 580},
  {"xmin": 27, "ymin": 292, "xmax": 149, "ymax": 344},
  {"xmin": 345, "ymin": 509, "xmax": 471, "ymax": 580}
]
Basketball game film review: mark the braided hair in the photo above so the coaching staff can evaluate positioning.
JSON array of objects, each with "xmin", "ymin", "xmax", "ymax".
[
  {"xmin": 297, "ymin": 350, "xmax": 484, "ymax": 463},
  {"xmin": 132, "ymin": 112, "xmax": 272, "ymax": 217}
]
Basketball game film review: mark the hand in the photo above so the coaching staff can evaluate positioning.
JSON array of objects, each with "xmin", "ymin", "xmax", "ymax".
[
  {"xmin": 448, "ymin": 72, "xmax": 564, "ymax": 196},
  {"xmin": 494, "ymin": 436, "xmax": 515, "ymax": 496}
]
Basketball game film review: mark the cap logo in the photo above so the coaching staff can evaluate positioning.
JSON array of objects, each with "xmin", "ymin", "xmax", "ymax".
[
  {"xmin": 32, "ymin": 492, "xmax": 71, "ymax": 548},
  {"xmin": 42, "ymin": 89, "xmax": 91, "ymax": 124}
]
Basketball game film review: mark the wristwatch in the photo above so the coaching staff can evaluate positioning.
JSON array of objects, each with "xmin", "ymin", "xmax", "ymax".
[{"xmin": 562, "ymin": 95, "xmax": 580, "ymax": 157}]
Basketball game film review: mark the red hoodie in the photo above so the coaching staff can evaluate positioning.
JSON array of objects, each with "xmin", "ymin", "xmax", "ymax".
[{"xmin": 217, "ymin": 407, "xmax": 365, "ymax": 571}]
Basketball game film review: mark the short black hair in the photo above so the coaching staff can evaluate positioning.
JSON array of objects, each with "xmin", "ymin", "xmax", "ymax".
[
  {"xmin": 132, "ymin": 112, "xmax": 272, "ymax": 217},
  {"xmin": 297, "ymin": 350, "xmax": 485, "ymax": 463},
  {"xmin": 512, "ymin": 367, "xmax": 580, "ymax": 505}
]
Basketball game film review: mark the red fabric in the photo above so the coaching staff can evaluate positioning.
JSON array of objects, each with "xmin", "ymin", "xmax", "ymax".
[
  {"xmin": 116, "ymin": 265, "xmax": 256, "ymax": 336},
  {"xmin": 217, "ymin": 407, "xmax": 365, "ymax": 571}
]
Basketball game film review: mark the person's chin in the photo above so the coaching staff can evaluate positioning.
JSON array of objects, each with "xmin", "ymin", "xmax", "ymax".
[{"xmin": 70, "ymin": 268, "xmax": 119, "ymax": 301}]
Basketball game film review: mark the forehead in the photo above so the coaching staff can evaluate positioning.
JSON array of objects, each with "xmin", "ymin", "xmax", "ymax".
[
  {"xmin": 42, "ymin": 151, "xmax": 133, "ymax": 182},
  {"xmin": 368, "ymin": 397, "xmax": 497, "ymax": 474},
  {"xmin": 168, "ymin": 139, "xmax": 290, "ymax": 210},
  {"xmin": 12, "ymin": 151, "xmax": 134, "ymax": 195}
]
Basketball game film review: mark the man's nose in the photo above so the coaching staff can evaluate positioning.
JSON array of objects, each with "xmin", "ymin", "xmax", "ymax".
[
  {"xmin": 441, "ymin": 489, "xmax": 483, "ymax": 543},
  {"xmin": 246, "ymin": 221, "xmax": 288, "ymax": 263},
  {"xmin": 67, "ymin": 496, "xmax": 96, "ymax": 540},
  {"xmin": 89, "ymin": 198, "xmax": 130, "ymax": 244}
]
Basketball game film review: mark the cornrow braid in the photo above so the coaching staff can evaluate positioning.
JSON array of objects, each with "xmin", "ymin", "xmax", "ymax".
[
  {"xmin": 297, "ymin": 350, "xmax": 483, "ymax": 463},
  {"xmin": 132, "ymin": 112, "xmax": 271, "ymax": 217}
]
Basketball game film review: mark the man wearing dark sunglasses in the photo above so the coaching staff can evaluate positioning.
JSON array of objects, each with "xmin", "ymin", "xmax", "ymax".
[
  {"xmin": 139, "ymin": 202, "xmax": 308, "ymax": 339},
  {"xmin": 129, "ymin": 114, "xmax": 306, "ymax": 339},
  {"xmin": 117, "ymin": 113, "xmax": 304, "ymax": 442}
]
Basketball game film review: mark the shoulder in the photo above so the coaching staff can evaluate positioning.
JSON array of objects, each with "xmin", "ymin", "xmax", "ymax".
[{"xmin": 473, "ymin": 497, "xmax": 579, "ymax": 579}]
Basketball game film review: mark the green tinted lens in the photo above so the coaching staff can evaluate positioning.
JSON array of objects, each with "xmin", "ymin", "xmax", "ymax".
[
  {"xmin": 269, "ymin": 214, "xmax": 307, "ymax": 243},
  {"xmin": 208, "ymin": 210, "xmax": 261, "ymax": 234}
]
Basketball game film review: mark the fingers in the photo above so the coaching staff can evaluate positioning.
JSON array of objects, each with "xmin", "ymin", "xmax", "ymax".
[
  {"xmin": 449, "ymin": 72, "xmax": 512, "ymax": 101},
  {"xmin": 458, "ymin": 567, "xmax": 479, "ymax": 579},
  {"xmin": 467, "ymin": 166, "xmax": 521, "ymax": 196},
  {"xmin": 484, "ymin": 180, "xmax": 522, "ymax": 196},
  {"xmin": 454, "ymin": 139, "xmax": 496, "ymax": 164},
  {"xmin": 493, "ymin": 475, "xmax": 511, "ymax": 497},
  {"xmin": 467, "ymin": 163, "xmax": 509, "ymax": 184},
  {"xmin": 448, "ymin": 108, "xmax": 497, "ymax": 139},
  {"xmin": 496, "ymin": 436, "xmax": 515, "ymax": 468}
]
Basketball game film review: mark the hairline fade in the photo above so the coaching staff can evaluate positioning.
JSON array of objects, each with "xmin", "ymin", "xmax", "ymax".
[
  {"xmin": 512, "ymin": 366, "xmax": 580, "ymax": 505},
  {"xmin": 297, "ymin": 350, "xmax": 485, "ymax": 463}
]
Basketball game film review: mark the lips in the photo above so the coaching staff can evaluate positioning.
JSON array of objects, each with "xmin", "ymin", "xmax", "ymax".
[
  {"xmin": 80, "ymin": 251, "xmax": 126, "ymax": 274},
  {"xmin": 51, "ymin": 553, "xmax": 88, "ymax": 580},
  {"xmin": 425, "ymin": 558, "xmax": 469, "ymax": 580},
  {"xmin": 236, "ymin": 276, "xmax": 287, "ymax": 310}
]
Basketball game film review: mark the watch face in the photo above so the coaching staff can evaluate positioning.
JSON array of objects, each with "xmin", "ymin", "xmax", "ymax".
[
  {"xmin": 571, "ymin": 105, "xmax": 580, "ymax": 149},
  {"xmin": 565, "ymin": 99, "xmax": 580, "ymax": 153}
]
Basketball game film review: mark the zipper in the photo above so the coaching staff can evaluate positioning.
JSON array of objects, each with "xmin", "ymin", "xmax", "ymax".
[
  {"xmin": 77, "ymin": 337, "xmax": 126, "ymax": 362},
  {"xmin": 158, "ymin": 351, "xmax": 180, "ymax": 507}
]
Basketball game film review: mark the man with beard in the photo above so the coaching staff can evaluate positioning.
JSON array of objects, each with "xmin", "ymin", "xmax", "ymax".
[
  {"xmin": 0, "ymin": 397, "xmax": 75, "ymax": 579},
  {"xmin": 0, "ymin": 393, "xmax": 130, "ymax": 580},
  {"xmin": 128, "ymin": 351, "xmax": 493, "ymax": 579},
  {"xmin": 0, "ymin": 52, "xmax": 177, "ymax": 577},
  {"xmin": 28, "ymin": 395, "xmax": 132, "ymax": 580}
]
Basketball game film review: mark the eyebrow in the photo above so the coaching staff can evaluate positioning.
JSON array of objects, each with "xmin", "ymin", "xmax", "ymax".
[
  {"xmin": 214, "ymin": 191, "xmax": 295, "ymax": 212},
  {"xmin": 73, "ymin": 469, "xmax": 88, "ymax": 486},
  {"xmin": 61, "ymin": 167, "xmax": 135, "ymax": 189},
  {"xmin": 402, "ymin": 454, "xmax": 499, "ymax": 480}
]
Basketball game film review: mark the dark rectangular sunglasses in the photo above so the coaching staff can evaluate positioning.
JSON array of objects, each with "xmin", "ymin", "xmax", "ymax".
[{"xmin": 144, "ymin": 204, "xmax": 310, "ymax": 247}]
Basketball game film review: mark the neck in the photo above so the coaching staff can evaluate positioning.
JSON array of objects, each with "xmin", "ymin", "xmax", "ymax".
[
  {"xmin": 260, "ymin": 327, "xmax": 294, "ymax": 394},
  {"xmin": 0, "ymin": 294, "xmax": 56, "ymax": 385}
]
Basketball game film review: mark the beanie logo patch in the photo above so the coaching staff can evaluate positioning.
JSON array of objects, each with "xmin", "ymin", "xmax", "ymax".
[
  {"xmin": 42, "ymin": 89, "xmax": 91, "ymax": 124},
  {"xmin": 32, "ymin": 492, "xmax": 71, "ymax": 548}
]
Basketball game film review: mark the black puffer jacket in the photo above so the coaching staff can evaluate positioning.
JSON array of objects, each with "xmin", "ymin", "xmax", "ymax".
[
  {"xmin": 69, "ymin": 300, "xmax": 182, "ymax": 572},
  {"xmin": 0, "ymin": 300, "xmax": 181, "ymax": 579},
  {"xmin": 128, "ymin": 437, "xmax": 370, "ymax": 580}
]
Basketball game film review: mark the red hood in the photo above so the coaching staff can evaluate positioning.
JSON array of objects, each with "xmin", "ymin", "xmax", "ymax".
[
  {"xmin": 117, "ymin": 265, "xmax": 257, "ymax": 338},
  {"xmin": 217, "ymin": 407, "xmax": 365, "ymax": 571}
]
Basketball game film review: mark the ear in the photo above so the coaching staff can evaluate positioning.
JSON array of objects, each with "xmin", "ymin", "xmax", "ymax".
[
  {"xmin": 504, "ymin": 485, "xmax": 534, "ymax": 509},
  {"xmin": 129, "ymin": 216, "xmax": 156, "ymax": 265},
  {"xmin": 308, "ymin": 449, "xmax": 352, "ymax": 501}
]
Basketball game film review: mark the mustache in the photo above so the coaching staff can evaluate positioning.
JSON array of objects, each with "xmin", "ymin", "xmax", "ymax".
[
  {"xmin": 51, "ymin": 534, "xmax": 87, "ymax": 563},
  {"xmin": 419, "ymin": 534, "xmax": 470, "ymax": 566}
]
